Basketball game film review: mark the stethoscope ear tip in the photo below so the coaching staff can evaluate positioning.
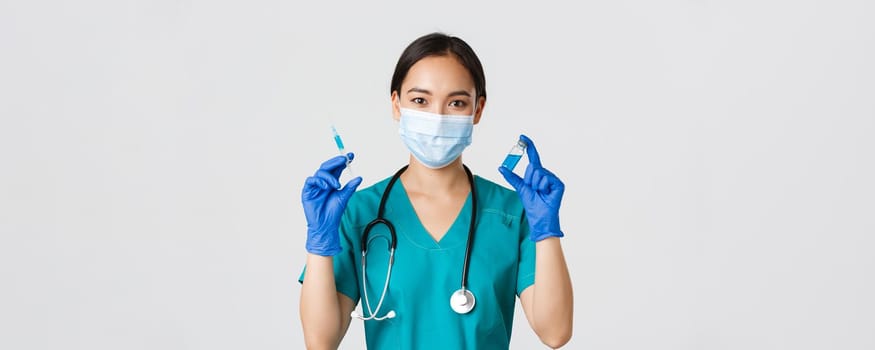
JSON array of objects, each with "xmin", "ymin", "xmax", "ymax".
[{"xmin": 386, "ymin": 310, "xmax": 396, "ymax": 319}]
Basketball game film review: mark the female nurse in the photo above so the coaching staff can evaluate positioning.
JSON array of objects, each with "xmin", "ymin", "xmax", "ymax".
[{"xmin": 299, "ymin": 33, "xmax": 573, "ymax": 349}]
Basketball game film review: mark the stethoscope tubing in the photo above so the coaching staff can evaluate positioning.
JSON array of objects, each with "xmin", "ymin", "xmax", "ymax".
[{"xmin": 358, "ymin": 165, "xmax": 478, "ymax": 319}]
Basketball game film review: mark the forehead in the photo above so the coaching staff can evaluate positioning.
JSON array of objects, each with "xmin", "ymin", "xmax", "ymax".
[{"xmin": 402, "ymin": 55, "xmax": 475, "ymax": 93}]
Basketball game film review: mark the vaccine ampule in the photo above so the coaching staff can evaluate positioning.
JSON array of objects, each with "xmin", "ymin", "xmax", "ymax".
[{"xmin": 501, "ymin": 139, "xmax": 527, "ymax": 171}]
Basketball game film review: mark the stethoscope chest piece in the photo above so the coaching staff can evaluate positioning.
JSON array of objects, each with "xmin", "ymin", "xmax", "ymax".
[{"xmin": 450, "ymin": 288, "xmax": 476, "ymax": 314}]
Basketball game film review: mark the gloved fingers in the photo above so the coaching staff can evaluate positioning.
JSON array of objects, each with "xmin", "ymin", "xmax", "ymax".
[
  {"xmin": 523, "ymin": 162, "xmax": 535, "ymax": 187},
  {"xmin": 531, "ymin": 168, "xmax": 545, "ymax": 191},
  {"xmin": 318, "ymin": 154, "xmax": 349, "ymax": 170},
  {"xmin": 551, "ymin": 174, "xmax": 565, "ymax": 192},
  {"xmin": 498, "ymin": 166, "xmax": 524, "ymax": 191},
  {"xmin": 304, "ymin": 175, "xmax": 330, "ymax": 190},
  {"xmin": 302, "ymin": 176, "xmax": 330, "ymax": 200},
  {"xmin": 327, "ymin": 152, "xmax": 355, "ymax": 178},
  {"xmin": 314, "ymin": 169, "xmax": 341, "ymax": 190},
  {"xmin": 541, "ymin": 168, "xmax": 565, "ymax": 192},
  {"xmin": 537, "ymin": 172, "xmax": 551, "ymax": 192},
  {"xmin": 520, "ymin": 134, "xmax": 541, "ymax": 169},
  {"xmin": 338, "ymin": 176, "xmax": 363, "ymax": 201},
  {"xmin": 318, "ymin": 154, "xmax": 352, "ymax": 177}
]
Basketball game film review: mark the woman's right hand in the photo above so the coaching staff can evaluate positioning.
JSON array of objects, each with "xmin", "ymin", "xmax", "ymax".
[{"xmin": 301, "ymin": 153, "xmax": 362, "ymax": 256}]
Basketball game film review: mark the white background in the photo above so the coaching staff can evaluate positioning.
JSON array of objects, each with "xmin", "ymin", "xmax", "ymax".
[{"xmin": 2, "ymin": 0, "xmax": 874, "ymax": 349}]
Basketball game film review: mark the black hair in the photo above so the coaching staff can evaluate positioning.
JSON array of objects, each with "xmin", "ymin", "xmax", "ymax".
[{"xmin": 390, "ymin": 33, "xmax": 487, "ymax": 101}]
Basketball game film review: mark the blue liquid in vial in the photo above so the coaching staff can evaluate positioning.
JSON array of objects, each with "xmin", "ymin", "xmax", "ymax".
[{"xmin": 501, "ymin": 154, "xmax": 523, "ymax": 170}]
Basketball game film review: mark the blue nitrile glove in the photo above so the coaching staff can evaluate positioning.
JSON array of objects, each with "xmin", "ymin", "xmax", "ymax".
[
  {"xmin": 498, "ymin": 135, "xmax": 565, "ymax": 242},
  {"xmin": 302, "ymin": 153, "xmax": 363, "ymax": 256}
]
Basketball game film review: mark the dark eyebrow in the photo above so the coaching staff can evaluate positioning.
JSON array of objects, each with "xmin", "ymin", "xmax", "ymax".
[
  {"xmin": 447, "ymin": 90, "xmax": 472, "ymax": 98},
  {"xmin": 406, "ymin": 88, "xmax": 472, "ymax": 98},
  {"xmin": 407, "ymin": 87, "xmax": 431, "ymax": 95}
]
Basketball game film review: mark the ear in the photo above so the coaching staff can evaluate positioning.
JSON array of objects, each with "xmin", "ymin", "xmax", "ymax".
[
  {"xmin": 391, "ymin": 91, "xmax": 401, "ymax": 122},
  {"xmin": 473, "ymin": 96, "xmax": 486, "ymax": 125}
]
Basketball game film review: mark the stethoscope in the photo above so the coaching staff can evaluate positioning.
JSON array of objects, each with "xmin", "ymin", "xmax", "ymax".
[{"xmin": 351, "ymin": 165, "xmax": 478, "ymax": 321}]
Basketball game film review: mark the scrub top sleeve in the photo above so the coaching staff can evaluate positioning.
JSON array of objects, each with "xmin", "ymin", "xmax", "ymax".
[
  {"xmin": 516, "ymin": 213, "xmax": 536, "ymax": 296},
  {"xmin": 297, "ymin": 222, "xmax": 361, "ymax": 304}
]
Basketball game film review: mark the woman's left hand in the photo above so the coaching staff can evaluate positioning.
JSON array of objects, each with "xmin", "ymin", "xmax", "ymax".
[{"xmin": 498, "ymin": 134, "xmax": 565, "ymax": 242}]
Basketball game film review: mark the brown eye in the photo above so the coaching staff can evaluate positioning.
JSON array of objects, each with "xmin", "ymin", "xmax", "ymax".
[
  {"xmin": 411, "ymin": 97, "xmax": 426, "ymax": 105},
  {"xmin": 449, "ymin": 100, "xmax": 467, "ymax": 108}
]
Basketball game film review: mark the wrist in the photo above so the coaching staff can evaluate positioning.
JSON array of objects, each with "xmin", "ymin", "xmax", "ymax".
[
  {"xmin": 306, "ymin": 227, "xmax": 341, "ymax": 256},
  {"xmin": 530, "ymin": 229, "xmax": 564, "ymax": 242},
  {"xmin": 305, "ymin": 242, "xmax": 342, "ymax": 256},
  {"xmin": 529, "ymin": 215, "xmax": 562, "ymax": 242}
]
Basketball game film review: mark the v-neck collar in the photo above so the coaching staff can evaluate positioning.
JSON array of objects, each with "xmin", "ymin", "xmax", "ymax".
[{"xmin": 391, "ymin": 178, "xmax": 473, "ymax": 250}]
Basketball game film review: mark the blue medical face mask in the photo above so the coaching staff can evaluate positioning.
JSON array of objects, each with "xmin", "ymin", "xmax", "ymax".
[{"xmin": 398, "ymin": 101, "xmax": 477, "ymax": 169}]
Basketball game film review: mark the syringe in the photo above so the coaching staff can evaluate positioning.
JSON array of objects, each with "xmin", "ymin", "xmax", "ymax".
[{"xmin": 331, "ymin": 125, "xmax": 353, "ymax": 176}]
